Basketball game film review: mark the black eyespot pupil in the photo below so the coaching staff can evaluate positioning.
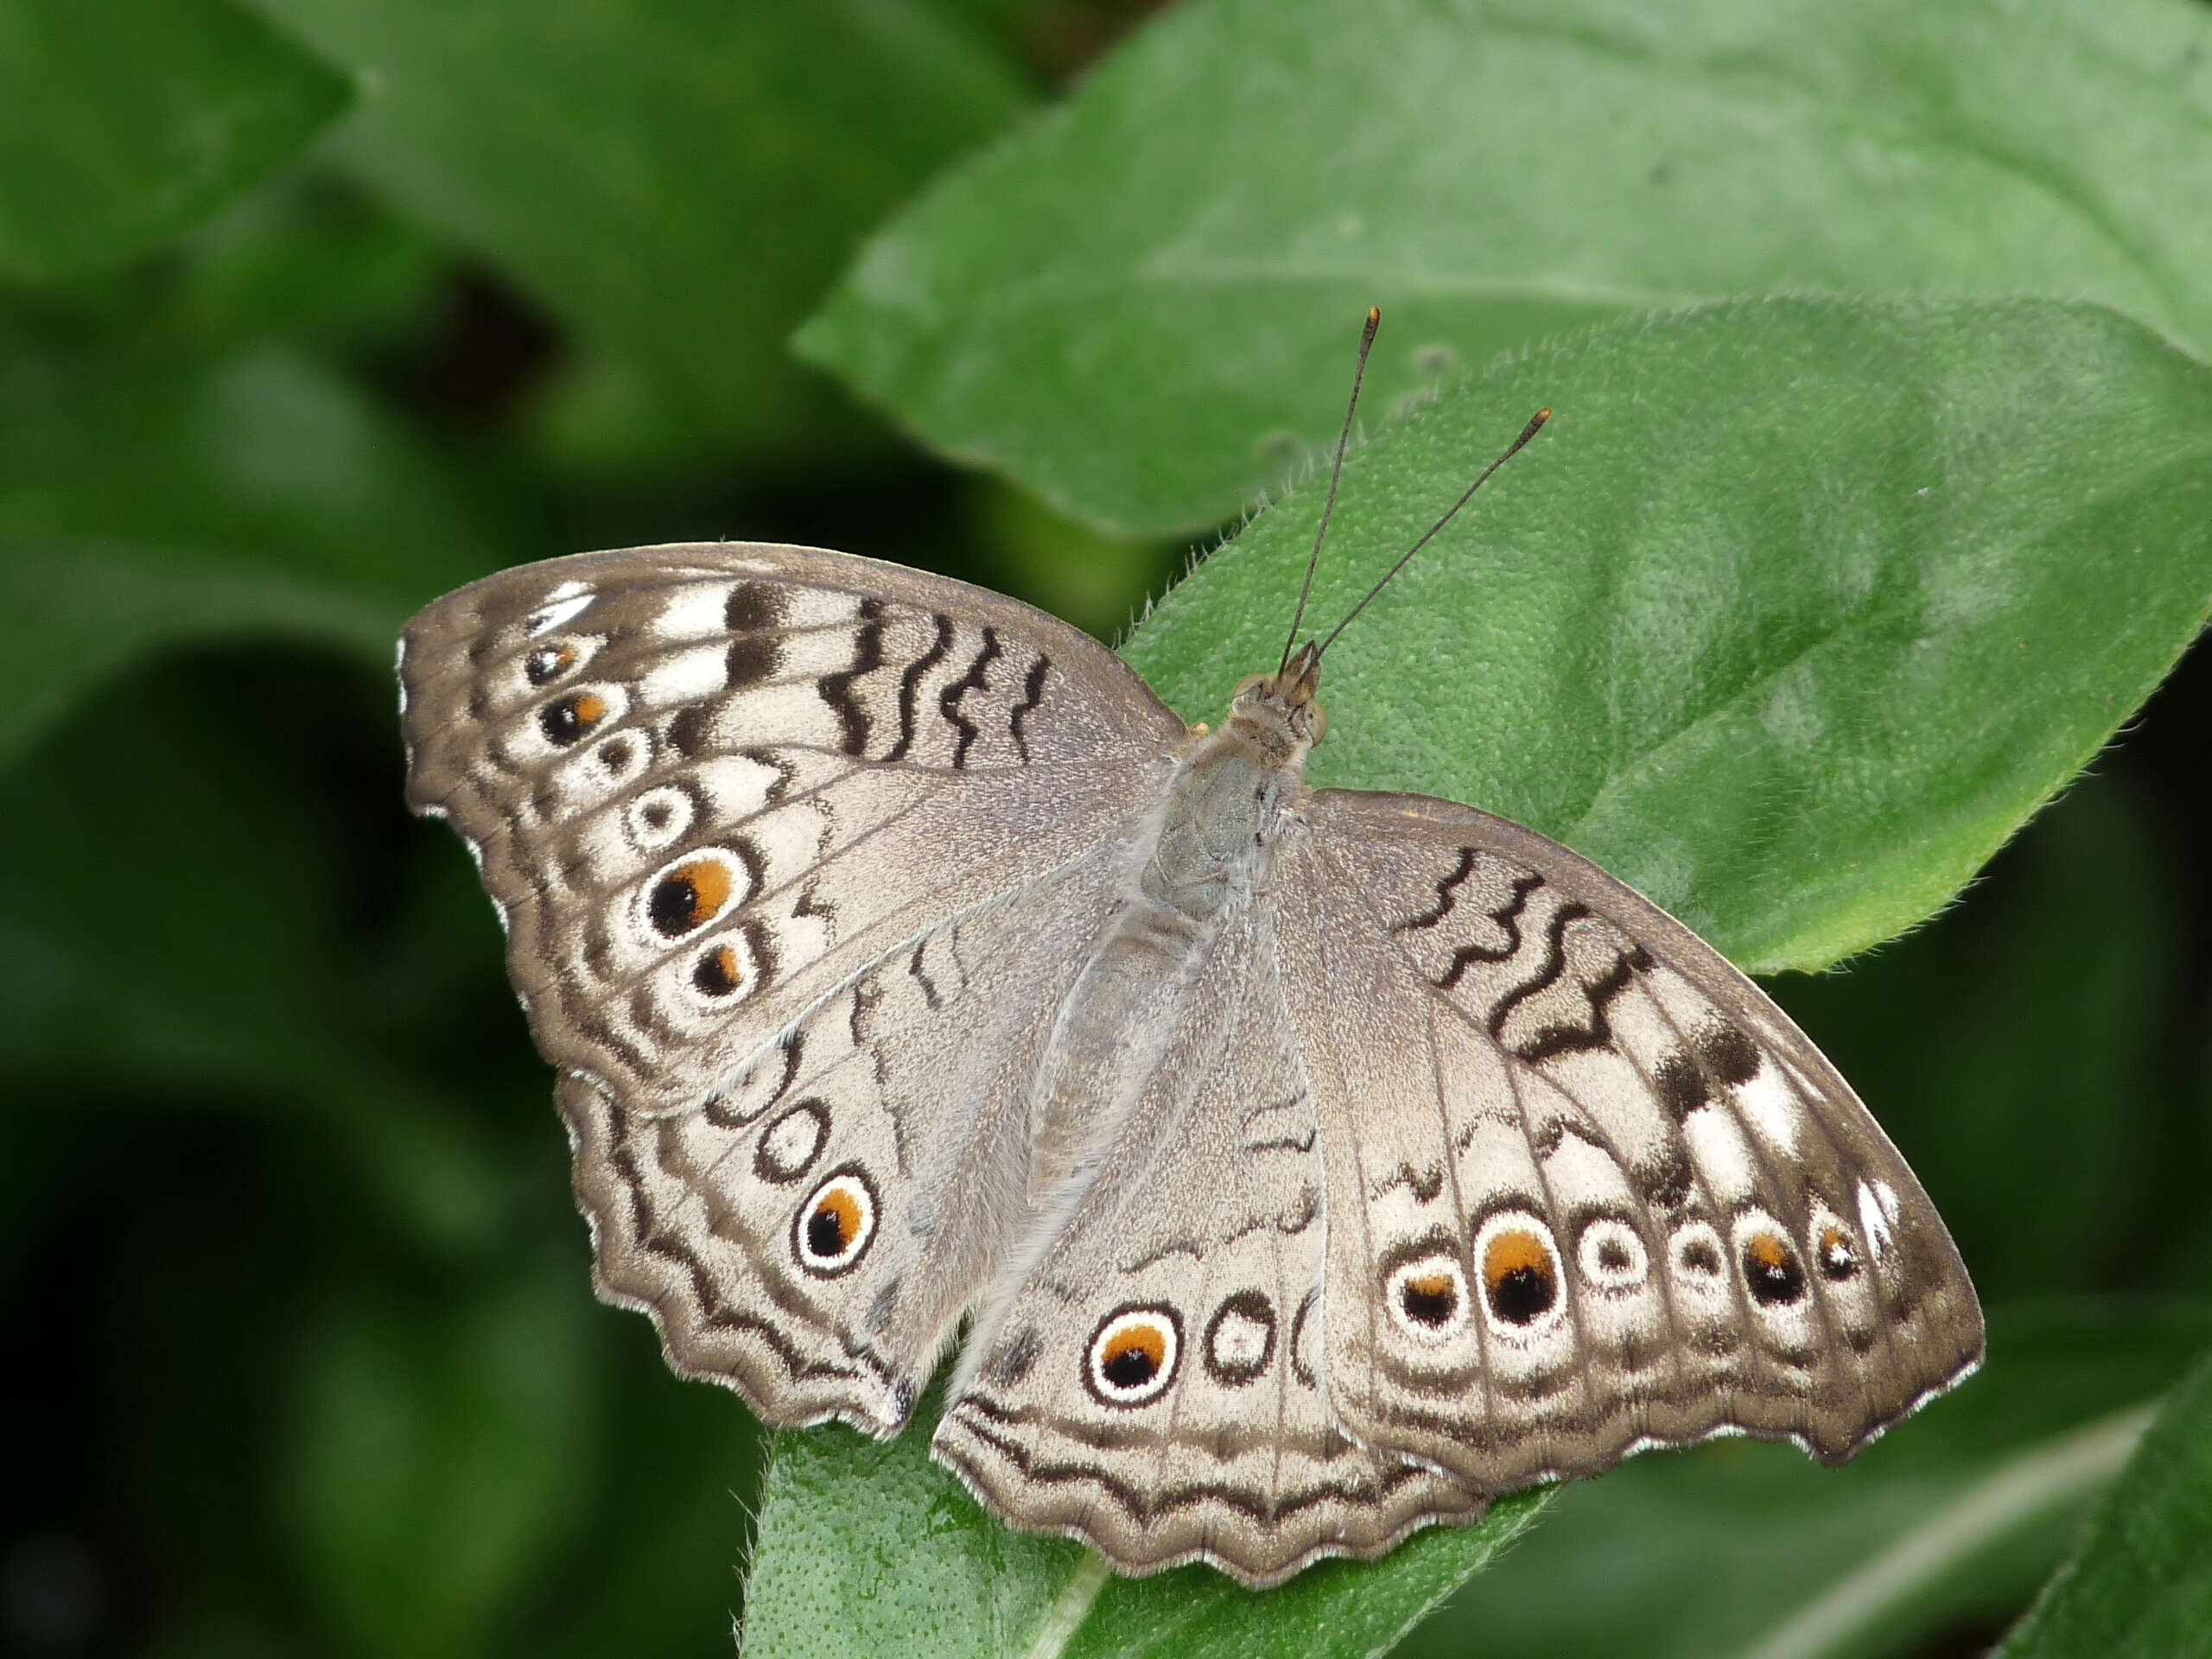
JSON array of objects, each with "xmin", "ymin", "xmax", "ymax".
[
  {"xmin": 642, "ymin": 802, "xmax": 672, "ymax": 830},
  {"xmin": 1681, "ymin": 1239, "xmax": 1723, "ymax": 1275},
  {"xmin": 601, "ymin": 738, "xmax": 632, "ymax": 771},
  {"xmin": 807, "ymin": 1206, "xmax": 848, "ymax": 1258},
  {"xmin": 1102, "ymin": 1346, "xmax": 1157, "ymax": 1389},
  {"xmin": 1821, "ymin": 1240, "xmax": 1858, "ymax": 1280},
  {"xmin": 693, "ymin": 950, "xmax": 739, "ymax": 996},
  {"xmin": 1488, "ymin": 1265, "xmax": 1556, "ymax": 1325},
  {"xmin": 1598, "ymin": 1239, "xmax": 1632, "ymax": 1271},
  {"xmin": 525, "ymin": 647, "xmax": 566, "ymax": 685},
  {"xmin": 1745, "ymin": 1245, "xmax": 1807, "ymax": 1306},
  {"xmin": 651, "ymin": 877, "xmax": 701, "ymax": 937},
  {"xmin": 1400, "ymin": 1281, "xmax": 1457, "ymax": 1327},
  {"xmin": 540, "ymin": 699, "xmax": 584, "ymax": 744}
]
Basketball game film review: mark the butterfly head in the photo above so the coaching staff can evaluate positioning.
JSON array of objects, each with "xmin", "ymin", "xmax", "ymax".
[{"xmin": 1230, "ymin": 640, "xmax": 1329, "ymax": 760}]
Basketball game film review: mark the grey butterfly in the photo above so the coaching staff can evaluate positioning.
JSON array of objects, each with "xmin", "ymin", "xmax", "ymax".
[{"xmin": 397, "ymin": 431, "xmax": 1980, "ymax": 1590}]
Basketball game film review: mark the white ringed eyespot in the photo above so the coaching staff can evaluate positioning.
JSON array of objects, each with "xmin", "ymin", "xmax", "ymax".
[
  {"xmin": 1085, "ymin": 1306, "xmax": 1181, "ymax": 1407},
  {"xmin": 793, "ymin": 1168, "xmax": 875, "ymax": 1275}
]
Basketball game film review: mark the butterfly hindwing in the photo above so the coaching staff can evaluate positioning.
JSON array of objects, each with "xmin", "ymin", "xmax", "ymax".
[
  {"xmin": 1282, "ymin": 788, "xmax": 1983, "ymax": 1491},
  {"xmin": 938, "ymin": 908, "xmax": 1483, "ymax": 1585}
]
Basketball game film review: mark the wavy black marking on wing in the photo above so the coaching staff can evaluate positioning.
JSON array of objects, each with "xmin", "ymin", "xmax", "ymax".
[
  {"xmin": 1433, "ymin": 872, "xmax": 1546, "ymax": 989},
  {"xmin": 1395, "ymin": 846, "xmax": 1477, "ymax": 933},
  {"xmin": 599, "ymin": 1090, "xmax": 889, "ymax": 1393},
  {"xmin": 704, "ymin": 1030, "xmax": 804, "ymax": 1128},
  {"xmin": 883, "ymin": 613, "xmax": 955, "ymax": 763},
  {"xmin": 816, "ymin": 598, "xmax": 887, "ymax": 756},
  {"xmin": 1488, "ymin": 902, "xmax": 1655, "ymax": 1063},
  {"xmin": 940, "ymin": 1397, "xmax": 1436, "ymax": 1524},
  {"xmin": 1009, "ymin": 655, "xmax": 1050, "ymax": 763},
  {"xmin": 1372, "ymin": 1161, "xmax": 1447, "ymax": 1203},
  {"xmin": 938, "ymin": 627, "xmax": 1001, "ymax": 768}
]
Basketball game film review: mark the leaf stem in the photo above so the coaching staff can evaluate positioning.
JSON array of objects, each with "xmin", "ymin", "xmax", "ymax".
[
  {"xmin": 1020, "ymin": 1551, "xmax": 1112, "ymax": 1659},
  {"xmin": 1738, "ymin": 1401, "xmax": 2160, "ymax": 1659}
]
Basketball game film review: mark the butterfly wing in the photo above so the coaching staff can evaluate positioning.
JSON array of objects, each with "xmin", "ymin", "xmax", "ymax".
[
  {"xmin": 400, "ymin": 543, "xmax": 1186, "ymax": 1429},
  {"xmin": 1277, "ymin": 787, "xmax": 1983, "ymax": 1492},
  {"xmin": 938, "ymin": 906, "xmax": 1483, "ymax": 1586}
]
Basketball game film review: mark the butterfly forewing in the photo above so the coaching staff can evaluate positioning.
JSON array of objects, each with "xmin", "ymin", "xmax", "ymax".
[
  {"xmin": 1281, "ymin": 790, "xmax": 1982, "ymax": 1491},
  {"xmin": 400, "ymin": 543, "xmax": 1185, "ymax": 1429},
  {"xmin": 398, "ymin": 542, "xmax": 1184, "ymax": 1121}
]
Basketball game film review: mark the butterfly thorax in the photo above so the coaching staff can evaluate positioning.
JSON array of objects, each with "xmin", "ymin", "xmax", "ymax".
[
  {"xmin": 1144, "ymin": 658, "xmax": 1325, "ymax": 918},
  {"xmin": 1023, "ymin": 658, "xmax": 1324, "ymax": 1205}
]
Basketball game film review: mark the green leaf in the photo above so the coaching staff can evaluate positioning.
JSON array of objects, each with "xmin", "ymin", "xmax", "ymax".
[
  {"xmin": 739, "ymin": 1387, "xmax": 1547, "ymax": 1659},
  {"xmin": 1995, "ymin": 1347, "xmax": 2212, "ymax": 1658},
  {"xmin": 248, "ymin": 0, "xmax": 1033, "ymax": 466},
  {"xmin": 1406, "ymin": 1300, "xmax": 2212, "ymax": 1659},
  {"xmin": 798, "ymin": 0, "xmax": 2212, "ymax": 532},
  {"xmin": 0, "ymin": 342, "xmax": 510, "ymax": 766},
  {"xmin": 0, "ymin": 0, "xmax": 351, "ymax": 281},
  {"xmin": 1775, "ymin": 779, "xmax": 2183, "ymax": 1302},
  {"xmin": 1123, "ymin": 297, "xmax": 2212, "ymax": 971}
]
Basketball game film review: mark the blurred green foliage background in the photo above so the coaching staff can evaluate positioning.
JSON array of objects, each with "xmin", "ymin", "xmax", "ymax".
[{"xmin": 3, "ymin": 2, "xmax": 2210, "ymax": 1656}]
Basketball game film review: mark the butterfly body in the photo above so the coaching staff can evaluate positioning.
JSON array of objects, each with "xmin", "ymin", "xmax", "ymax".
[{"xmin": 399, "ymin": 541, "xmax": 1981, "ymax": 1587}]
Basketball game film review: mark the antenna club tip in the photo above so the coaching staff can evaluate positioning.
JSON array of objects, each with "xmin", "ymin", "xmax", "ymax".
[
  {"xmin": 1535, "ymin": 409, "xmax": 1552, "ymax": 422},
  {"xmin": 1366, "ymin": 306, "xmax": 1381, "ymax": 325}
]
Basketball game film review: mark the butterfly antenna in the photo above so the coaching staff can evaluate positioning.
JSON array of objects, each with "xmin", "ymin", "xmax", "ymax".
[
  {"xmin": 1313, "ymin": 408, "xmax": 1551, "ymax": 662},
  {"xmin": 1280, "ymin": 306, "xmax": 1383, "ymax": 676}
]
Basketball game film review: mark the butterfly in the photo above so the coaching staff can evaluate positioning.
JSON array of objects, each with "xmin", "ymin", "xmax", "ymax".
[{"xmin": 397, "ymin": 322, "xmax": 1981, "ymax": 1588}]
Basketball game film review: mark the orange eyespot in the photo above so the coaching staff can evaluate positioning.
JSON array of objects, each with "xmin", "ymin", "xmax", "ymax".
[
  {"xmin": 1818, "ymin": 1226, "xmax": 1859, "ymax": 1281},
  {"xmin": 650, "ymin": 859, "xmax": 735, "ymax": 937},
  {"xmin": 540, "ymin": 690, "xmax": 610, "ymax": 747},
  {"xmin": 795, "ymin": 1171, "xmax": 877, "ymax": 1275},
  {"xmin": 1385, "ymin": 1255, "xmax": 1468, "ymax": 1338},
  {"xmin": 1483, "ymin": 1228, "xmax": 1550, "ymax": 1287},
  {"xmin": 524, "ymin": 645, "xmax": 577, "ymax": 685},
  {"xmin": 1102, "ymin": 1325, "xmax": 1166, "ymax": 1375},
  {"xmin": 1086, "ymin": 1306, "xmax": 1181, "ymax": 1405},
  {"xmin": 1742, "ymin": 1230, "xmax": 1807, "ymax": 1307},
  {"xmin": 693, "ymin": 944, "xmax": 743, "ymax": 997},
  {"xmin": 810, "ymin": 1189, "xmax": 861, "ymax": 1252},
  {"xmin": 1482, "ymin": 1225, "xmax": 1559, "ymax": 1325}
]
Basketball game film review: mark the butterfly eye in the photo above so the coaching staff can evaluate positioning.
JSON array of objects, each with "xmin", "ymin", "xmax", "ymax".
[
  {"xmin": 1086, "ymin": 1306, "xmax": 1181, "ymax": 1407},
  {"xmin": 540, "ymin": 690, "xmax": 613, "ymax": 747},
  {"xmin": 793, "ymin": 1170, "xmax": 875, "ymax": 1275},
  {"xmin": 1476, "ymin": 1217, "xmax": 1563, "ymax": 1330}
]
